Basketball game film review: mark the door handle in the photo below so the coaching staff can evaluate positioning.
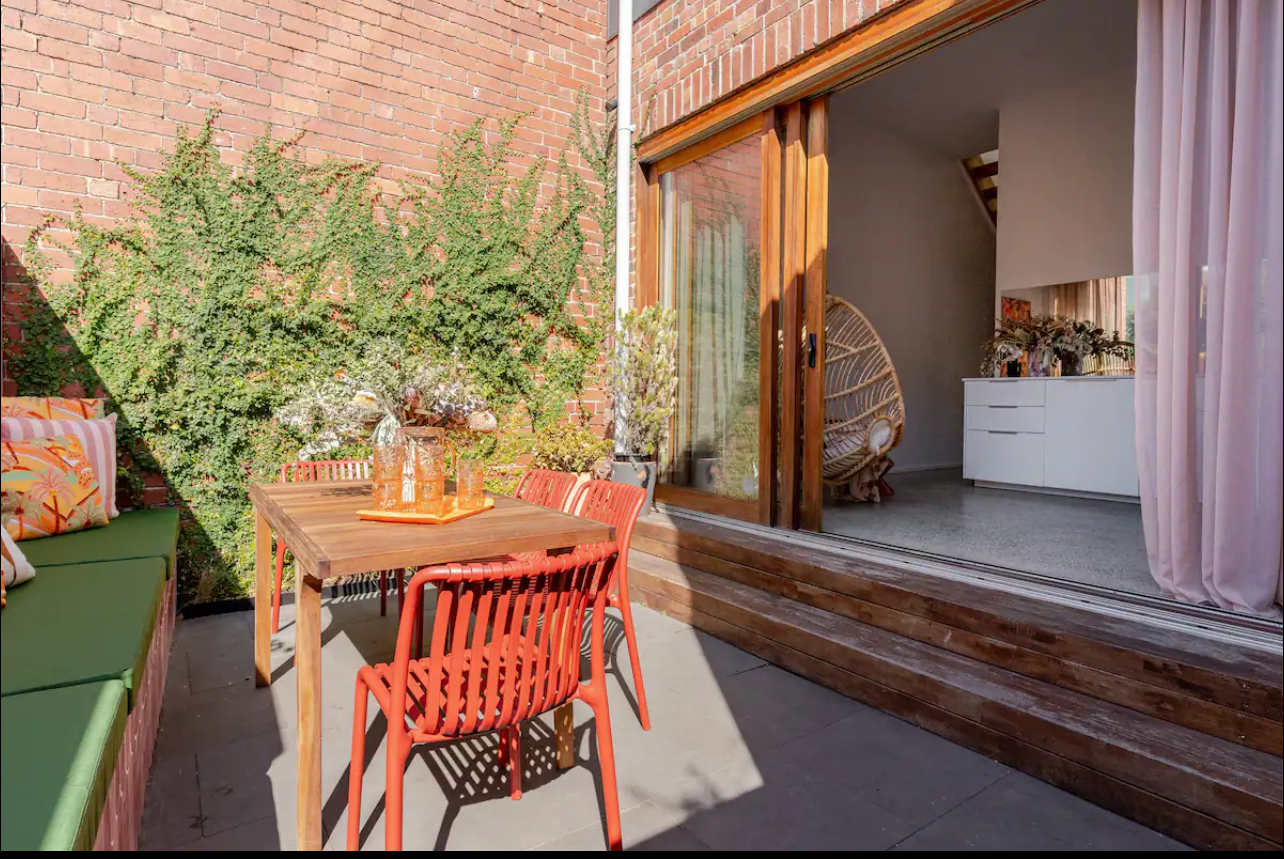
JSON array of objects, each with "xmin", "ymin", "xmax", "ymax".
[
  {"xmin": 808, "ymin": 333, "xmax": 817, "ymax": 368},
  {"xmin": 987, "ymin": 430, "xmax": 1019, "ymax": 435}
]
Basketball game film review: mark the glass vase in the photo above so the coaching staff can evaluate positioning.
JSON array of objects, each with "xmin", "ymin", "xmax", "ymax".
[{"xmin": 400, "ymin": 427, "xmax": 448, "ymax": 515}]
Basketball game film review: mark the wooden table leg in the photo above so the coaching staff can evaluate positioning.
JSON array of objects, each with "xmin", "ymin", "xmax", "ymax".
[
  {"xmin": 296, "ymin": 572, "xmax": 324, "ymax": 851},
  {"xmin": 555, "ymin": 702, "xmax": 575, "ymax": 770},
  {"xmin": 254, "ymin": 511, "xmax": 272, "ymax": 688}
]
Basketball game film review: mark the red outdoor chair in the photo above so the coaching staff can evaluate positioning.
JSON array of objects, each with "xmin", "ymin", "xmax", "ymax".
[
  {"xmin": 513, "ymin": 468, "xmax": 579, "ymax": 511},
  {"xmin": 347, "ymin": 546, "xmax": 625, "ymax": 851},
  {"xmin": 273, "ymin": 459, "xmax": 397, "ymax": 633},
  {"xmin": 568, "ymin": 479, "xmax": 651, "ymax": 730}
]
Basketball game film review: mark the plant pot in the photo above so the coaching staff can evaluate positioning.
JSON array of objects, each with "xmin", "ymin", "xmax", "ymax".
[
  {"xmin": 612, "ymin": 456, "xmax": 657, "ymax": 509},
  {"xmin": 1058, "ymin": 352, "xmax": 1083, "ymax": 377}
]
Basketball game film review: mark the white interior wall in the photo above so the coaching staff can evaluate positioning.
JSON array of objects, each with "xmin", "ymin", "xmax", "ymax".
[
  {"xmin": 827, "ymin": 118, "xmax": 997, "ymax": 472},
  {"xmin": 996, "ymin": 58, "xmax": 1136, "ymax": 297}
]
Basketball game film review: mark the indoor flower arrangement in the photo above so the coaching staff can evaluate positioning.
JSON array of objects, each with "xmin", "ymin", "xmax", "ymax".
[
  {"xmin": 275, "ymin": 342, "xmax": 496, "ymax": 459},
  {"xmin": 981, "ymin": 315, "xmax": 1134, "ymax": 377},
  {"xmin": 1054, "ymin": 319, "xmax": 1134, "ymax": 376}
]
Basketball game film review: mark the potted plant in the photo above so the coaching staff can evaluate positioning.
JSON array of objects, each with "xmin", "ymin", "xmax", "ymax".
[
  {"xmin": 981, "ymin": 314, "xmax": 1070, "ymax": 377},
  {"xmin": 530, "ymin": 421, "xmax": 613, "ymax": 502},
  {"xmin": 1055, "ymin": 319, "xmax": 1134, "ymax": 376},
  {"xmin": 610, "ymin": 305, "xmax": 677, "ymax": 507}
]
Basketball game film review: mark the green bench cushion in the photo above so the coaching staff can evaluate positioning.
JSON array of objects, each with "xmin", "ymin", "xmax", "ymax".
[
  {"xmin": 0, "ymin": 558, "xmax": 165, "ymax": 710},
  {"xmin": 17, "ymin": 507, "xmax": 180, "ymax": 579},
  {"xmin": 0, "ymin": 681, "xmax": 127, "ymax": 851}
]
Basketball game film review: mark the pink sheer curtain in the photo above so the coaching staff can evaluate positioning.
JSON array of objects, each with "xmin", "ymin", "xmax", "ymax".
[{"xmin": 1133, "ymin": 0, "xmax": 1283, "ymax": 618}]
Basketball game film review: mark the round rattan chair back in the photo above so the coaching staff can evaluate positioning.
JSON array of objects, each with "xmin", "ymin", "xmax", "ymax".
[{"xmin": 822, "ymin": 295, "xmax": 905, "ymax": 489}]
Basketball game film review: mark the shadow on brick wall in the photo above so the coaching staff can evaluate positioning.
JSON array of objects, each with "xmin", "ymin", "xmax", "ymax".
[{"xmin": 2, "ymin": 235, "xmax": 213, "ymax": 604}]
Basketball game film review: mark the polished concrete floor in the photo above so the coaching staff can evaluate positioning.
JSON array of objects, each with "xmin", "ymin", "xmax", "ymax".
[
  {"xmin": 141, "ymin": 588, "xmax": 1184, "ymax": 850},
  {"xmin": 823, "ymin": 468, "xmax": 1158, "ymax": 597}
]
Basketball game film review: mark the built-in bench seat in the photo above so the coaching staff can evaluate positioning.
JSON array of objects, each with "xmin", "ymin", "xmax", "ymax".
[
  {"xmin": 0, "ymin": 681, "xmax": 128, "ymax": 851},
  {"xmin": 0, "ymin": 507, "xmax": 180, "ymax": 851}
]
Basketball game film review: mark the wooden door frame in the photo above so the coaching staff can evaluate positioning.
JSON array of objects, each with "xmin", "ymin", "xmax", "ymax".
[{"xmin": 636, "ymin": 0, "xmax": 1039, "ymax": 531}]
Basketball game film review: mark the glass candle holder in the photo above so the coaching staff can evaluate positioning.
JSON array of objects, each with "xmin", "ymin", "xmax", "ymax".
[
  {"xmin": 456, "ymin": 457, "xmax": 486, "ymax": 511},
  {"xmin": 371, "ymin": 442, "xmax": 403, "ymax": 511}
]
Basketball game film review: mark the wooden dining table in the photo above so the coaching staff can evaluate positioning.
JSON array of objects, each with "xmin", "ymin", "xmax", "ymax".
[{"xmin": 250, "ymin": 480, "xmax": 614, "ymax": 851}]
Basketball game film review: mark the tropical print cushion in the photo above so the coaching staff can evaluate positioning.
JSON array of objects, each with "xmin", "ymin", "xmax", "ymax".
[
  {"xmin": 1, "ymin": 435, "xmax": 109, "ymax": 541},
  {"xmin": 2, "ymin": 415, "xmax": 120, "ymax": 518},
  {"xmin": 0, "ymin": 397, "xmax": 107, "ymax": 421}
]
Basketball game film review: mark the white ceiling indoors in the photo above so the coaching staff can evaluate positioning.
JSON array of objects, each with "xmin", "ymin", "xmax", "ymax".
[{"xmin": 831, "ymin": 0, "xmax": 1138, "ymax": 159}]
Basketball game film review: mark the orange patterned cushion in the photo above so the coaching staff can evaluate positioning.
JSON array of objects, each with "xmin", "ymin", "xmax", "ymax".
[
  {"xmin": 1, "ymin": 434, "xmax": 109, "ymax": 541},
  {"xmin": 0, "ymin": 397, "xmax": 107, "ymax": 420}
]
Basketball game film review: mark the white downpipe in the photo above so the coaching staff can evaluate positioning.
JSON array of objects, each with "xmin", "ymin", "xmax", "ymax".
[{"xmin": 613, "ymin": 0, "xmax": 634, "ymax": 454}]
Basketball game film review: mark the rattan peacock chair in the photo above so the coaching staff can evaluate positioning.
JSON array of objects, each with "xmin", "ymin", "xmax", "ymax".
[{"xmin": 822, "ymin": 295, "xmax": 905, "ymax": 502}]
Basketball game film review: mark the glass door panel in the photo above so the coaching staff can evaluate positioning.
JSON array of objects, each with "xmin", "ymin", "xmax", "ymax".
[{"xmin": 658, "ymin": 135, "xmax": 764, "ymax": 503}]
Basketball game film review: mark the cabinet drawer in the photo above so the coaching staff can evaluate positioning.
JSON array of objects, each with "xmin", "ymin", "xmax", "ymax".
[
  {"xmin": 966, "ymin": 405, "xmax": 1045, "ymax": 433},
  {"xmin": 965, "ymin": 379, "xmax": 1045, "ymax": 407},
  {"xmin": 964, "ymin": 430, "xmax": 1045, "ymax": 487}
]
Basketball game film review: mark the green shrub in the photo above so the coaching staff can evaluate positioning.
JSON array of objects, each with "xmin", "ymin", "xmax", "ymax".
[
  {"xmin": 4, "ymin": 103, "xmax": 612, "ymax": 603},
  {"xmin": 530, "ymin": 422, "xmax": 611, "ymax": 474}
]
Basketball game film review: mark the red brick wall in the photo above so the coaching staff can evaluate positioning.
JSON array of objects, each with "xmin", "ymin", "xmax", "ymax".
[
  {"xmin": 1, "ymin": 0, "xmax": 610, "ymax": 403},
  {"xmin": 612, "ymin": 0, "xmax": 905, "ymax": 135}
]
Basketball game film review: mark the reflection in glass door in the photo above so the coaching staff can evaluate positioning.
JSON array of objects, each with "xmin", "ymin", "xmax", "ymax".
[{"xmin": 658, "ymin": 135, "xmax": 764, "ymax": 511}]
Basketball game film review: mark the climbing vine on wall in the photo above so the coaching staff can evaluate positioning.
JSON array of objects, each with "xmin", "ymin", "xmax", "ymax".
[{"xmin": 3, "ymin": 104, "xmax": 613, "ymax": 602}]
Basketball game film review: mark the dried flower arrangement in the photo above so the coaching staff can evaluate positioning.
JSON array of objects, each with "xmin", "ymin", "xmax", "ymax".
[
  {"xmin": 981, "ymin": 315, "xmax": 1133, "ymax": 377},
  {"xmin": 275, "ymin": 341, "xmax": 496, "ymax": 459}
]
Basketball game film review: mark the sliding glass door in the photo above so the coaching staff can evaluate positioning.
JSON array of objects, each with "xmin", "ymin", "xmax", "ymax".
[{"xmin": 651, "ymin": 119, "xmax": 780, "ymax": 522}]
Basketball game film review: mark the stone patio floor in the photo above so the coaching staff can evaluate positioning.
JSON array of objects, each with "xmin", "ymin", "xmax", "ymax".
[{"xmin": 141, "ymin": 585, "xmax": 1188, "ymax": 851}]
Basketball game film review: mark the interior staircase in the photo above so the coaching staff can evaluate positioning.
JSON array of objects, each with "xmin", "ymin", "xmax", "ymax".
[
  {"xmin": 963, "ymin": 148, "xmax": 999, "ymax": 225},
  {"xmin": 626, "ymin": 509, "xmax": 1283, "ymax": 851}
]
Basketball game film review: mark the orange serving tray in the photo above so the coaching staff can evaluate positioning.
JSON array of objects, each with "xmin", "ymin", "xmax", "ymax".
[{"xmin": 356, "ymin": 496, "xmax": 494, "ymax": 524}]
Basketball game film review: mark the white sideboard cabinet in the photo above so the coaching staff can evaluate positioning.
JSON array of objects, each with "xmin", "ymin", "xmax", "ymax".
[{"xmin": 963, "ymin": 377, "xmax": 1139, "ymax": 499}]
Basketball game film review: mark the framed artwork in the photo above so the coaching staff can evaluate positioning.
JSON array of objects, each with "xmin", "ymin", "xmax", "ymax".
[{"xmin": 1002, "ymin": 296, "xmax": 1032, "ymax": 321}]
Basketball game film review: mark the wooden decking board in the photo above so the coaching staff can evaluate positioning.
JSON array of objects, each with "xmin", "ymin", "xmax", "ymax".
[
  {"xmin": 629, "ymin": 555, "xmax": 1284, "ymax": 845},
  {"xmin": 634, "ymin": 515, "xmax": 1284, "ymax": 720},
  {"xmin": 633, "ymin": 542, "xmax": 1281, "ymax": 755},
  {"xmin": 632, "ymin": 584, "xmax": 1279, "ymax": 852}
]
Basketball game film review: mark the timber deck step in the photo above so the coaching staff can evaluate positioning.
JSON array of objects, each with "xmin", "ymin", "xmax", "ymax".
[
  {"xmin": 632, "ymin": 513, "xmax": 1284, "ymax": 752},
  {"xmin": 628, "ymin": 553, "xmax": 1283, "ymax": 851}
]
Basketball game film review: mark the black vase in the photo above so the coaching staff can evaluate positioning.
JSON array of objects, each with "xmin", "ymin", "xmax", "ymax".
[{"xmin": 1059, "ymin": 352, "xmax": 1083, "ymax": 377}]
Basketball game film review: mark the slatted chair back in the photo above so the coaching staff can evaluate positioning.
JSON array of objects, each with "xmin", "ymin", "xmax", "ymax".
[
  {"xmin": 390, "ymin": 545, "xmax": 618, "ymax": 741},
  {"xmin": 568, "ymin": 480, "xmax": 646, "ymax": 584},
  {"xmin": 280, "ymin": 459, "xmax": 372, "ymax": 483},
  {"xmin": 513, "ymin": 468, "xmax": 578, "ymax": 511}
]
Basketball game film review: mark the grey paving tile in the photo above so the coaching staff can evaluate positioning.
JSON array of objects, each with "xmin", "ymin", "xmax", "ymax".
[
  {"xmin": 177, "ymin": 816, "xmax": 284, "ymax": 851},
  {"xmin": 778, "ymin": 704, "xmax": 1010, "ymax": 826},
  {"xmin": 657, "ymin": 754, "xmax": 917, "ymax": 851},
  {"xmin": 139, "ymin": 753, "xmax": 204, "ymax": 850},
  {"xmin": 535, "ymin": 801, "xmax": 704, "ymax": 851},
  {"xmin": 645, "ymin": 627, "xmax": 767, "ymax": 687},
  {"xmin": 892, "ymin": 772, "xmax": 1192, "ymax": 851},
  {"xmin": 195, "ymin": 732, "xmax": 288, "ymax": 838}
]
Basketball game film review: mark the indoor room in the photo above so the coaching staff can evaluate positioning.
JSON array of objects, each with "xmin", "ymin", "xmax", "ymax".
[{"xmin": 819, "ymin": 0, "xmax": 1154, "ymax": 597}]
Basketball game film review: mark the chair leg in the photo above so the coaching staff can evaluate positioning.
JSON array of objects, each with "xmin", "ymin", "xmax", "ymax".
[
  {"xmin": 507, "ymin": 726, "xmax": 522, "ymax": 800},
  {"xmin": 347, "ymin": 676, "xmax": 370, "ymax": 851},
  {"xmin": 614, "ymin": 587, "xmax": 651, "ymax": 731},
  {"xmin": 272, "ymin": 540, "xmax": 285, "ymax": 634},
  {"xmin": 386, "ymin": 743, "xmax": 406, "ymax": 852},
  {"xmin": 379, "ymin": 570, "xmax": 388, "ymax": 617},
  {"xmin": 585, "ymin": 690, "xmax": 622, "ymax": 850}
]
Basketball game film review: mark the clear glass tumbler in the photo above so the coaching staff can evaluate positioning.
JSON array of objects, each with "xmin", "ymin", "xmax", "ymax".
[
  {"xmin": 413, "ymin": 445, "xmax": 447, "ymax": 516},
  {"xmin": 456, "ymin": 458, "xmax": 485, "ymax": 511},
  {"xmin": 371, "ymin": 442, "xmax": 403, "ymax": 511}
]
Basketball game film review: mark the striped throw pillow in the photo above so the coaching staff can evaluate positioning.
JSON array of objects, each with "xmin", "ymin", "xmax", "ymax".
[
  {"xmin": 1, "ymin": 397, "xmax": 107, "ymax": 420},
  {"xmin": 2, "ymin": 414, "xmax": 120, "ymax": 518}
]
